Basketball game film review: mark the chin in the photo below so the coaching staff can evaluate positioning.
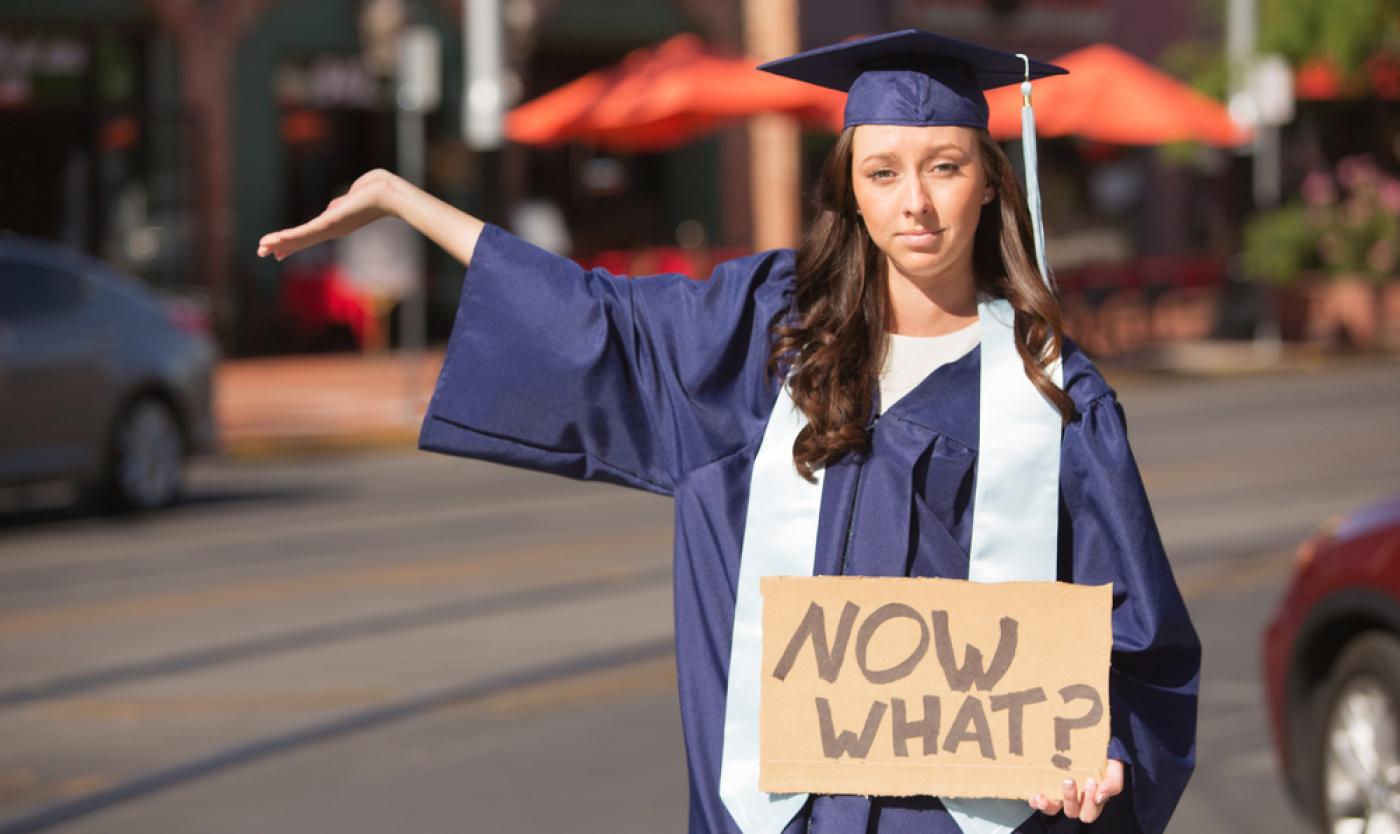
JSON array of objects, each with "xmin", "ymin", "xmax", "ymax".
[{"xmin": 890, "ymin": 253, "xmax": 947, "ymax": 281}]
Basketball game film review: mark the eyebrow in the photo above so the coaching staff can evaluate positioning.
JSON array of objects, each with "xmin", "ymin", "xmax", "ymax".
[{"xmin": 860, "ymin": 144, "xmax": 968, "ymax": 164}]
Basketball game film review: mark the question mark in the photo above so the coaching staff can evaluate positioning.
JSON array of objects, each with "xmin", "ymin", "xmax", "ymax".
[{"xmin": 1051, "ymin": 684, "xmax": 1103, "ymax": 769}]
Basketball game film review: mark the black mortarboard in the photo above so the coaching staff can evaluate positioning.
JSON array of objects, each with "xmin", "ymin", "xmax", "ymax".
[{"xmin": 756, "ymin": 29, "xmax": 1067, "ymax": 131}]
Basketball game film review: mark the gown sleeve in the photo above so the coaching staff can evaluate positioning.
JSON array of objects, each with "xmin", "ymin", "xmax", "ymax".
[
  {"xmin": 1059, "ymin": 392, "xmax": 1201, "ymax": 834},
  {"xmin": 418, "ymin": 222, "xmax": 796, "ymax": 496}
]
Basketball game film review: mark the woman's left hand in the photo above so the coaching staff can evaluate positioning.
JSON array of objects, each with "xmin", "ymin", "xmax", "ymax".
[{"xmin": 1027, "ymin": 758, "xmax": 1125, "ymax": 823}]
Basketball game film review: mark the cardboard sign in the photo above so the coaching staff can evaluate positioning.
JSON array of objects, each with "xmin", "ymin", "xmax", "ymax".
[{"xmin": 760, "ymin": 576, "xmax": 1112, "ymax": 799}]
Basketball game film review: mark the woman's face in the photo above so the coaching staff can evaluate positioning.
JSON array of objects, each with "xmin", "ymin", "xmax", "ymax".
[{"xmin": 850, "ymin": 124, "xmax": 994, "ymax": 290}]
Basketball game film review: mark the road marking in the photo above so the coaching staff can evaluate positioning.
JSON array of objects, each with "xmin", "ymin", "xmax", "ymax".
[
  {"xmin": 0, "ymin": 483, "xmax": 660, "ymax": 575},
  {"xmin": 0, "ymin": 523, "xmax": 670, "ymax": 638},
  {"xmin": 0, "ymin": 639, "xmax": 672, "ymax": 834},
  {"xmin": 0, "ymin": 564, "xmax": 672, "ymax": 707},
  {"xmin": 0, "ymin": 769, "xmax": 36, "ymax": 795},
  {"xmin": 479, "ymin": 656, "xmax": 675, "ymax": 718},
  {"xmin": 1177, "ymin": 548, "xmax": 1296, "ymax": 601},
  {"xmin": 0, "ymin": 772, "xmax": 114, "ymax": 817},
  {"xmin": 36, "ymin": 689, "xmax": 402, "ymax": 719},
  {"xmin": 27, "ymin": 658, "xmax": 678, "ymax": 723},
  {"xmin": 1218, "ymin": 748, "xmax": 1279, "ymax": 778}
]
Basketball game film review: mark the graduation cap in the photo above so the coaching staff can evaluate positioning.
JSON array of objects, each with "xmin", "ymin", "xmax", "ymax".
[{"xmin": 756, "ymin": 28, "xmax": 1069, "ymax": 289}]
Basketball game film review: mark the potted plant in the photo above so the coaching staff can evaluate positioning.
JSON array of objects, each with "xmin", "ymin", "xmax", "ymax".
[
  {"xmin": 1243, "ymin": 154, "xmax": 1400, "ymax": 349},
  {"xmin": 1242, "ymin": 201, "xmax": 1315, "ymax": 341}
]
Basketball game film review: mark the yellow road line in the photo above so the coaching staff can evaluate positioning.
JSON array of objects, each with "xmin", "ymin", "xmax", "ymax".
[
  {"xmin": 29, "ymin": 659, "xmax": 678, "ymax": 724},
  {"xmin": 0, "ymin": 772, "xmax": 114, "ymax": 807},
  {"xmin": 36, "ymin": 689, "xmax": 402, "ymax": 719},
  {"xmin": 0, "ymin": 485, "xmax": 659, "ymax": 575},
  {"xmin": 0, "ymin": 523, "xmax": 670, "ymax": 638},
  {"xmin": 1177, "ymin": 548, "xmax": 1296, "ymax": 601},
  {"xmin": 479, "ymin": 656, "xmax": 676, "ymax": 718}
]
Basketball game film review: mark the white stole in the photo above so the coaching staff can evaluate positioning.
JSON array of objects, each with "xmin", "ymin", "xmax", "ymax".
[{"xmin": 719, "ymin": 297, "xmax": 1063, "ymax": 834}]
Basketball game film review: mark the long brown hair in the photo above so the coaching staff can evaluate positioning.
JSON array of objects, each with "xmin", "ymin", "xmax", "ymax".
[{"xmin": 768, "ymin": 125, "xmax": 1077, "ymax": 482}]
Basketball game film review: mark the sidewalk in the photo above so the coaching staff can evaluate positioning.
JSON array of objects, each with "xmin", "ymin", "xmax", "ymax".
[
  {"xmin": 216, "ymin": 350, "xmax": 443, "ymax": 459},
  {"xmin": 214, "ymin": 342, "xmax": 1396, "ymax": 461}
]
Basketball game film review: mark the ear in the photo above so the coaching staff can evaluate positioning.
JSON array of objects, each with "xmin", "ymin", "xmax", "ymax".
[{"xmin": 982, "ymin": 187, "xmax": 995, "ymax": 205}]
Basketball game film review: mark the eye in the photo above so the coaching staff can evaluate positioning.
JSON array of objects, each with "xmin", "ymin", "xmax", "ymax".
[
  {"xmin": 931, "ymin": 162, "xmax": 961, "ymax": 175},
  {"xmin": 868, "ymin": 169, "xmax": 896, "ymax": 182}
]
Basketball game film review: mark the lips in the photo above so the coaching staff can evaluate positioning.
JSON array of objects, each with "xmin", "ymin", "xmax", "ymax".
[{"xmin": 899, "ymin": 229, "xmax": 943, "ymax": 243}]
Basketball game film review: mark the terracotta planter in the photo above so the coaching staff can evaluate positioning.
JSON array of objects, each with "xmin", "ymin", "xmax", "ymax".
[
  {"xmin": 1148, "ymin": 287, "xmax": 1218, "ymax": 342},
  {"xmin": 1302, "ymin": 274, "xmax": 1383, "ymax": 350},
  {"xmin": 1382, "ymin": 280, "xmax": 1400, "ymax": 352}
]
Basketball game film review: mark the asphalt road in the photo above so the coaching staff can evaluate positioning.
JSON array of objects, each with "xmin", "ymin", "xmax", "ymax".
[{"xmin": 1, "ymin": 358, "xmax": 1397, "ymax": 833}]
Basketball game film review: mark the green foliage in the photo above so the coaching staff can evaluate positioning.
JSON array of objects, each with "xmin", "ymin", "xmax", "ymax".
[
  {"xmin": 1244, "ymin": 155, "xmax": 1400, "ymax": 285},
  {"xmin": 1242, "ymin": 203, "xmax": 1315, "ymax": 285},
  {"xmin": 1155, "ymin": 0, "xmax": 1231, "ymax": 171},
  {"xmin": 1260, "ymin": 0, "xmax": 1400, "ymax": 78},
  {"xmin": 1158, "ymin": 38, "xmax": 1230, "ymax": 102},
  {"xmin": 1156, "ymin": 0, "xmax": 1230, "ymax": 99}
]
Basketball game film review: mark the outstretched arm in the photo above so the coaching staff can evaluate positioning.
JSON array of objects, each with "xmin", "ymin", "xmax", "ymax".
[{"xmin": 256, "ymin": 169, "xmax": 484, "ymax": 269}]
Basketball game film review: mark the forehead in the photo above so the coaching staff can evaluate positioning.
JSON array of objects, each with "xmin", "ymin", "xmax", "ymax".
[{"xmin": 852, "ymin": 124, "xmax": 978, "ymax": 160}]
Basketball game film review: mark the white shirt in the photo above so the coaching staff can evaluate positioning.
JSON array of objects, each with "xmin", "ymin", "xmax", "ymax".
[{"xmin": 877, "ymin": 318, "xmax": 982, "ymax": 414}]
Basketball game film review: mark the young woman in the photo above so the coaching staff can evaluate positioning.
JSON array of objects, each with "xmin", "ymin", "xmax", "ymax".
[{"xmin": 258, "ymin": 30, "xmax": 1199, "ymax": 834}]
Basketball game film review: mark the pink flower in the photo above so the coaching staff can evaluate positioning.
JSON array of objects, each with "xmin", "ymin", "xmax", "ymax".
[
  {"xmin": 1381, "ymin": 180, "xmax": 1400, "ymax": 214},
  {"xmin": 1302, "ymin": 171, "xmax": 1337, "ymax": 206},
  {"xmin": 1336, "ymin": 154, "xmax": 1379, "ymax": 189}
]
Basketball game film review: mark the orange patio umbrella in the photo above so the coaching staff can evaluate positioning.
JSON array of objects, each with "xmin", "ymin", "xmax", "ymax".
[
  {"xmin": 507, "ymin": 33, "xmax": 845, "ymax": 152},
  {"xmin": 985, "ymin": 43, "xmax": 1252, "ymax": 147}
]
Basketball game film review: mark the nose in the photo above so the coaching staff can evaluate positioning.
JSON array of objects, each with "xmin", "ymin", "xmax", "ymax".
[{"xmin": 902, "ymin": 175, "xmax": 933, "ymax": 218}]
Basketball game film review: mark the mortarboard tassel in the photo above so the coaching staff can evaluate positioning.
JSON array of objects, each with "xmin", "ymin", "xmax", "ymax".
[{"xmin": 1016, "ymin": 54, "xmax": 1054, "ymax": 294}]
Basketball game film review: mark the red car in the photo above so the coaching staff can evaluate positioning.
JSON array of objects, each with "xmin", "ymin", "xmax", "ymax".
[{"xmin": 1264, "ymin": 492, "xmax": 1400, "ymax": 832}]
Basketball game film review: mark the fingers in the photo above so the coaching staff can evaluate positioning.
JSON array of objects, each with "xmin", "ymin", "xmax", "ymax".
[
  {"xmin": 256, "ymin": 170, "xmax": 397, "ymax": 260},
  {"xmin": 1031, "ymin": 762, "xmax": 1124, "ymax": 822},
  {"xmin": 1061, "ymin": 778, "xmax": 1080, "ymax": 818},
  {"xmin": 1080, "ymin": 759, "xmax": 1125, "ymax": 823},
  {"xmin": 1101, "ymin": 758, "xmax": 1125, "ymax": 801},
  {"xmin": 1078, "ymin": 778, "xmax": 1101, "ymax": 822},
  {"xmin": 1029, "ymin": 791, "xmax": 1063, "ymax": 815},
  {"xmin": 257, "ymin": 209, "xmax": 338, "ymax": 260}
]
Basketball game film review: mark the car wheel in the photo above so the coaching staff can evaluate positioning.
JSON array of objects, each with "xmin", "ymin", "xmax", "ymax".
[
  {"xmin": 104, "ymin": 396, "xmax": 186, "ymax": 511},
  {"xmin": 1309, "ymin": 631, "xmax": 1400, "ymax": 834}
]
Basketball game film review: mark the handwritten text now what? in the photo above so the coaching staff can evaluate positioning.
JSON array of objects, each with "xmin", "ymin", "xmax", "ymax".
[{"xmin": 770, "ymin": 601, "xmax": 1102, "ymax": 769}]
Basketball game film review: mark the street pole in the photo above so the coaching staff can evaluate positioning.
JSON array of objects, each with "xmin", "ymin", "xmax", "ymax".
[
  {"xmin": 743, "ymin": 0, "xmax": 801, "ymax": 251},
  {"xmin": 1227, "ymin": 0, "xmax": 1294, "ymax": 354},
  {"xmin": 396, "ymin": 25, "xmax": 441, "ymax": 420},
  {"xmin": 464, "ymin": 0, "xmax": 506, "ymax": 151},
  {"xmin": 1227, "ymin": 0, "xmax": 1282, "ymax": 210}
]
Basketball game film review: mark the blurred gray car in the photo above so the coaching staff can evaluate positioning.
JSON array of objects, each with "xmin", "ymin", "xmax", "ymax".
[{"xmin": 0, "ymin": 236, "xmax": 217, "ymax": 510}]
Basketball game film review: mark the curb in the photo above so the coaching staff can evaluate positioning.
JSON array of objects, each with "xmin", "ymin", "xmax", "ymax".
[
  {"xmin": 1098, "ymin": 343, "xmax": 1400, "ymax": 387},
  {"xmin": 217, "ymin": 427, "xmax": 422, "ymax": 462},
  {"xmin": 212, "ymin": 347, "xmax": 1397, "ymax": 462}
]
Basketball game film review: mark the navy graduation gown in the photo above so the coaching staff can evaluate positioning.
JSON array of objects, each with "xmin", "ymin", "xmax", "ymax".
[{"xmin": 419, "ymin": 223, "xmax": 1201, "ymax": 834}]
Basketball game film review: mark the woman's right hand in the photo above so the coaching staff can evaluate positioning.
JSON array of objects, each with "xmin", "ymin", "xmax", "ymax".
[{"xmin": 257, "ymin": 168, "xmax": 402, "ymax": 261}]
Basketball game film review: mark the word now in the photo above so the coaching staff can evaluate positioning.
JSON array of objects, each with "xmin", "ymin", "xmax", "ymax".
[{"xmin": 771, "ymin": 600, "xmax": 1019, "ymax": 690}]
